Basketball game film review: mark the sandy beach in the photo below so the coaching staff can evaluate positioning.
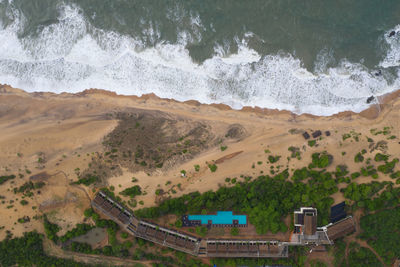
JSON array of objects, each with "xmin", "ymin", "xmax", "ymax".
[{"xmin": 0, "ymin": 83, "xmax": 399, "ymax": 243}]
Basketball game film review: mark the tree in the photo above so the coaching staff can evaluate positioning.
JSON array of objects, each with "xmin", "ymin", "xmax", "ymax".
[
  {"xmin": 83, "ymin": 208, "xmax": 94, "ymax": 218},
  {"xmin": 43, "ymin": 215, "xmax": 61, "ymax": 242}
]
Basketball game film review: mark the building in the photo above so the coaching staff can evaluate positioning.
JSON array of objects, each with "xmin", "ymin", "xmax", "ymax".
[
  {"xmin": 182, "ymin": 211, "xmax": 247, "ymax": 228},
  {"xmin": 326, "ymin": 216, "xmax": 356, "ymax": 240},
  {"xmin": 294, "ymin": 207, "xmax": 317, "ymax": 236},
  {"xmin": 330, "ymin": 201, "xmax": 347, "ymax": 224},
  {"xmin": 291, "ymin": 207, "xmax": 331, "ymax": 245},
  {"xmin": 92, "ymin": 192, "xmax": 356, "ymax": 259}
]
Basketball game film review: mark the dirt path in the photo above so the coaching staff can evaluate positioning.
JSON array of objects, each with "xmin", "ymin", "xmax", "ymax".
[{"xmin": 43, "ymin": 238, "xmax": 153, "ymax": 267}]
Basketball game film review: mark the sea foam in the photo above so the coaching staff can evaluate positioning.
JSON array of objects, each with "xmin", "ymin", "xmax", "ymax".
[{"xmin": 0, "ymin": 3, "xmax": 399, "ymax": 116}]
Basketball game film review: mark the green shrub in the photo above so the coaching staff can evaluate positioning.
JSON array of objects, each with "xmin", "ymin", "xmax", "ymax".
[
  {"xmin": 335, "ymin": 165, "xmax": 348, "ymax": 178},
  {"xmin": 220, "ymin": 146, "xmax": 227, "ymax": 151},
  {"xmin": 374, "ymin": 153, "xmax": 389, "ymax": 162},
  {"xmin": 194, "ymin": 165, "xmax": 200, "ymax": 172},
  {"xmin": 354, "ymin": 152, "xmax": 364, "ymax": 163},
  {"xmin": 155, "ymin": 189, "xmax": 162, "ymax": 196},
  {"xmin": 83, "ymin": 208, "xmax": 94, "ymax": 218},
  {"xmin": 73, "ymin": 174, "xmax": 98, "ymax": 186},
  {"xmin": 390, "ymin": 171, "xmax": 400, "ymax": 179},
  {"xmin": 308, "ymin": 140, "xmax": 316, "ymax": 147},
  {"xmin": 311, "ymin": 152, "xmax": 333, "ymax": 168},
  {"xmin": 351, "ymin": 172, "xmax": 361, "ymax": 179},
  {"xmin": 208, "ymin": 164, "xmax": 218, "ymax": 172},
  {"xmin": 60, "ymin": 224, "xmax": 95, "ymax": 243},
  {"xmin": 268, "ymin": 155, "xmax": 281, "ymax": 163},
  {"xmin": 120, "ymin": 185, "xmax": 142, "ymax": 198},
  {"xmin": 0, "ymin": 175, "xmax": 16, "ymax": 185},
  {"xmin": 377, "ymin": 159, "xmax": 398, "ymax": 174},
  {"xmin": 20, "ymin": 200, "xmax": 28, "ymax": 206},
  {"xmin": 342, "ymin": 133, "xmax": 351, "ymax": 140}
]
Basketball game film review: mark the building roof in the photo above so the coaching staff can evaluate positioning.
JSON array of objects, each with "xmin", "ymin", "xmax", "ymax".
[
  {"xmin": 93, "ymin": 194, "xmax": 105, "ymax": 205},
  {"xmin": 327, "ymin": 217, "xmax": 355, "ymax": 240},
  {"xmin": 304, "ymin": 214, "xmax": 317, "ymax": 236},
  {"xmin": 295, "ymin": 213, "xmax": 304, "ymax": 225},
  {"xmin": 330, "ymin": 202, "xmax": 347, "ymax": 224}
]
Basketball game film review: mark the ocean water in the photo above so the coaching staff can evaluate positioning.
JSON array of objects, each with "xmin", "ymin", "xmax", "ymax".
[{"xmin": 0, "ymin": 0, "xmax": 400, "ymax": 115}]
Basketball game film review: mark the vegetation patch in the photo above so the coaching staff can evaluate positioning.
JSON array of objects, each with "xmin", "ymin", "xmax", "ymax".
[
  {"xmin": 0, "ymin": 231, "xmax": 91, "ymax": 267},
  {"xmin": 354, "ymin": 152, "xmax": 364, "ymax": 163},
  {"xmin": 0, "ymin": 175, "xmax": 15, "ymax": 185},
  {"xmin": 43, "ymin": 215, "xmax": 61, "ymax": 242},
  {"xmin": 288, "ymin": 146, "xmax": 301, "ymax": 159},
  {"xmin": 370, "ymin": 126, "xmax": 392, "ymax": 136},
  {"xmin": 268, "ymin": 155, "xmax": 281, "ymax": 164},
  {"xmin": 208, "ymin": 164, "xmax": 218, "ymax": 172},
  {"xmin": 72, "ymin": 173, "xmax": 99, "ymax": 186},
  {"xmin": 120, "ymin": 185, "xmax": 142, "ymax": 198},
  {"xmin": 346, "ymin": 242, "xmax": 381, "ymax": 267},
  {"xmin": 60, "ymin": 224, "xmax": 95, "ymax": 243},
  {"xmin": 342, "ymin": 130, "xmax": 361, "ymax": 142},
  {"xmin": 194, "ymin": 164, "xmax": 200, "ymax": 172},
  {"xmin": 308, "ymin": 140, "xmax": 316, "ymax": 147},
  {"xmin": 14, "ymin": 181, "xmax": 45, "ymax": 195},
  {"xmin": 309, "ymin": 152, "xmax": 333, "ymax": 169},
  {"xmin": 377, "ymin": 159, "xmax": 398, "ymax": 174},
  {"xmin": 359, "ymin": 206, "xmax": 400, "ymax": 264},
  {"xmin": 374, "ymin": 153, "xmax": 389, "ymax": 162}
]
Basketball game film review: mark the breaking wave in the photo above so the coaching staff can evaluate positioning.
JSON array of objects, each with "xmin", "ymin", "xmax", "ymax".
[{"xmin": 0, "ymin": 3, "xmax": 399, "ymax": 115}]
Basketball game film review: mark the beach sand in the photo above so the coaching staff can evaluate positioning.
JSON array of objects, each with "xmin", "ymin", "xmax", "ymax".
[{"xmin": 0, "ymin": 84, "xmax": 399, "ymax": 241}]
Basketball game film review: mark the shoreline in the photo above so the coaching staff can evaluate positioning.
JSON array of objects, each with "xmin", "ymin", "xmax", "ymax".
[{"xmin": 1, "ymin": 83, "xmax": 400, "ymax": 121}]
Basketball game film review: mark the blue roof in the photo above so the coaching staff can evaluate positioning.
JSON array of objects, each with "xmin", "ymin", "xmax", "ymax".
[
  {"xmin": 188, "ymin": 211, "xmax": 247, "ymax": 225},
  {"xmin": 330, "ymin": 202, "xmax": 347, "ymax": 223}
]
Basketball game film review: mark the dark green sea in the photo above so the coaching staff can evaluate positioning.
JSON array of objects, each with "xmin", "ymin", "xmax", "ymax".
[{"xmin": 1, "ymin": 0, "xmax": 400, "ymax": 115}]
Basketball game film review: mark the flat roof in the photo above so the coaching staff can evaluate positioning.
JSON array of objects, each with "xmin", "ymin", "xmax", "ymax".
[{"xmin": 188, "ymin": 211, "xmax": 247, "ymax": 225}]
